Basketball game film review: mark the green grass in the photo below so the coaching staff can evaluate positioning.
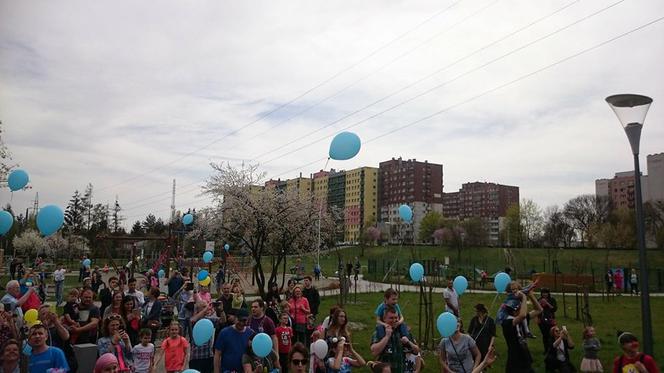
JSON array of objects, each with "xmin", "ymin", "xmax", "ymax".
[{"xmin": 320, "ymin": 291, "xmax": 664, "ymax": 372}]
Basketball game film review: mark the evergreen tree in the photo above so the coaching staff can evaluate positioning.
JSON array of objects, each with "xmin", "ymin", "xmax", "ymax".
[{"xmin": 64, "ymin": 190, "xmax": 85, "ymax": 234}]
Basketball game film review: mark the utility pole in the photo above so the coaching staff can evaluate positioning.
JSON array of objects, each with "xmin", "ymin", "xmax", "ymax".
[{"xmin": 171, "ymin": 179, "xmax": 176, "ymax": 224}]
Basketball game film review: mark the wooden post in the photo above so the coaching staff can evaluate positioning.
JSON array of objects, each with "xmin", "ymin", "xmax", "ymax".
[{"xmin": 575, "ymin": 288, "xmax": 580, "ymax": 321}]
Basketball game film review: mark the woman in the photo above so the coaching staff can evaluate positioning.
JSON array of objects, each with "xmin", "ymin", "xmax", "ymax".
[
  {"xmin": 141, "ymin": 288, "xmax": 163, "ymax": 343},
  {"xmin": 0, "ymin": 310, "xmax": 17, "ymax": 349},
  {"xmin": 95, "ymin": 353, "xmax": 120, "ymax": 373},
  {"xmin": 97, "ymin": 315, "xmax": 132, "ymax": 372},
  {"xmin": 545, "ymin": 326, "xmax": 575, "ymax": 373},
  {"xmin": 120, "ymin": 296, "xmax": 141, "ymax": 346},
  {"xmin": 438, "ymin": 318, "xmax": 481, "ymax": 373},
  {"xmin": 91, "ymin": 271, "xmax": 104, "ymax": 294},
  {"xmin": 103, "ymin": 291, "xmax": 125, "ymax": 319},
  {"xmin": 0, "ymin": 339, "xmax": 20, "ymax": 373},
  {"xmin": 231, "ymin": 285, "xmax": 246, "ymax": 313},
  {"xmin": 288, "ymin": 342, "xmax": 309, "ymax": 373},
  {"xmin": 288, "ymin": 285, "xmax": 311, "ymax": 345},
  {"xmin": 539, "ymin": 288, "xmax": 558, "ymax": 353},
  {"xmin": 284, "ymin": 279, "xmax": 296, "ymax": 300},
  {"xmin": 264, "ymin": 282, "xmax": 281, "ymax": 324},
  {"xmin": 242, "ymin": 334, "xmax": 281, "ymax": 373},
  {"xmin": 467, "ymin": 304, "xmax": 496, "ymax": 361},
  {"xmin": 325, "ymin": 308, "xmax": 351, "ymax": 342},
  {"xmin": 325, "ymin": 338, "xmax": 365, "ymax": 372}
]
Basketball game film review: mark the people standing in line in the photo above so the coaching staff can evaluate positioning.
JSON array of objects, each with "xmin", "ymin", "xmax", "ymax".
[
  {"xmin": 629, "ymin": 269, "xmax": 639, "ymax": 295},
  {"xmin": 289, "ymin": 285, "xmax": 311, "ymax": 346},
  {"xmin": 438, "ymin": 318, "xmax": 481, "ymax": 373},
  {"xmin": 544, "ymin": 325, "xmax": 575, "ymax": 373},
  {"xmin": 612, "ymin": 332, "xmax": 660, "ymax": 373},
  {"xmin": 468, "ymin": 303, "xmax": 496, "ymax": 362},
  {"xmin": 580, "ymin": 326, "xmax": 602, "ymax": 373},
  {"xmin": 443, "ymin": 279, "xmax": 460, "ymax": 316},
  {"xmin": 213, "ymin": 309, "xmax": 254, "ymax": 373},
  {"xmin": 53, "ymin": 264, "xmax": 67, "ymax": 307},
  {"xmin": 538, "ymin": 288, "xmax": 558, "ymax": 353}
]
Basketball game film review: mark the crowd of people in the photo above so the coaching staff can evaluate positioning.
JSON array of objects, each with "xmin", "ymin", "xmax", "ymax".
[{"xmin": 0, "ymin": 258, "xmax": 660, "ymax": 373}]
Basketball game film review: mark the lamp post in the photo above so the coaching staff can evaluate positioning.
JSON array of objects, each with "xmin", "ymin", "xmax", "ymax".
[{"xmin": 605, "ymin": 94, "xmax": 653, "ymax": 355}]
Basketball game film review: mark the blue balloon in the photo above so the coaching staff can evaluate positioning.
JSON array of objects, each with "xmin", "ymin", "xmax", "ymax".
[
  {"xmin": 224, "ymin": 243, "xmax": 230, "ymax": 251},
  {"xmin": 203, "ymin": 251, "xmax": 213, "ymax": 264},
  {"xmin": 182, "ymin": 370, "xmax": 201, "ymax": 373},
  {"xmin": 192, "ymin": 318, "xmax": 214, "ymax": 346},
  {"xmin": 494, "ymin": 272, "xmax": 511, "ymax": 293},
  {"xmin": 158, "ymin": 269, "xmax": 165, "ymax": 278},
  {"xmin": 453, "ymin": 275, "xmax": 468, "ymax": 295},
  {"xmin": 398, "ymin": 204, "xmax": 413, "ymax": 222},
  {"xmin": 409, "ymin": 263, "xmax": 424, "ymax": 282},
  {"xmin": 197, "ymin": 270, "xmax": 209, "ymax": 282},
  {"xmin": 0, "ymin": 211, "xmax": 14, "ymax": 235},
  {"xmin": 329, "ymin": 132, "xmax": 361, "ymax": 161},
  {"xmin": 8, "ymin": 169, "xmax": 29, "ymax": 191},
  {"xmin": 83, "ymin": 259, "xmax": 91, "ymax": 268},
  {"xmin": 437, "ymin": 312, "xmax": 457, "ymax": 337},
  {"xmin": 252, "ymin": 332, "xmax": 273, "ymax": 358},
  {"xmin": 36, "ymin": 205, "xmax": 64, "ymax": 236},
  {"xmin": 182, "ymin": 214, "xmax": 194, "ymax": 225}
]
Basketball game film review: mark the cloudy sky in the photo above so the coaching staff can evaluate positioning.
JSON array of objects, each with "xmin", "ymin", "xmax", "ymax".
[{"xmin": 1, "ymin": 0, "xmax": 663, "ymax": 227}]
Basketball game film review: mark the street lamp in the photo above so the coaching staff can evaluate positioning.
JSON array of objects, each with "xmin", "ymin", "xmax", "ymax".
[{"xmin": 605, "ymin": 94, "xmax": 653, "ymax": 355}]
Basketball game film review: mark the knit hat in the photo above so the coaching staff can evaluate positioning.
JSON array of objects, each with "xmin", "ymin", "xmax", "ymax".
[{"xmin": 94, "ymin": 353, "xmax": 118, "ymax": 373}]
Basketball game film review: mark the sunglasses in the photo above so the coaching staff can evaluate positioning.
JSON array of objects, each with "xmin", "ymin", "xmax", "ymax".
[{"xmin": 291, "ymin": 359, "xmax": 308, "ymax": 366}]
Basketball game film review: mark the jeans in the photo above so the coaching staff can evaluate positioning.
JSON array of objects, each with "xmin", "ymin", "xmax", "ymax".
[{"xmin": 55, "ymin": 280, "xmax": 64, "ymax": 305}]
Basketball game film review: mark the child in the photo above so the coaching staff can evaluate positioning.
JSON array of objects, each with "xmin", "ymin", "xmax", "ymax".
[
  {"xmin": 131, "ymin": 329, "xmax": 155, "ymax": 373},
  {"xmin": 580, "ymin": 326, "xmax": 602, "ymax": 373},
  {"xmin": 613, "ymin": 332, "xmax": 659, "ymax": 373},
  {"xmin": 374, "ymin": 288, "xmax": 408, "ymax": 336},
  {"xmin": 275, "ymin": 313, "xmax": 293, "ymax": 372},
  {"xmin": 279, "ymin": 301, "xmax": 294, "ymax": 328},
  {"xmin": 309, "ymin": 330, "xmax": 326, "ymax": 373},
  {"xmin": 403, "ymin": 344, "xmax": 423, "ymax": 373},
  {"xmin": 156, "ymin": 322, "xmax": 190, "ymax": 373},
  {"xmin": 62, "ymin": 288, "xmax": 80, "ymax": 343},
  {"xmin": 496, "ymin": 280, "xmax": 538, "ymax": 338},
  {"xmin": 325, "ymin": 337, "xmax": 365, "ymax": 372}
]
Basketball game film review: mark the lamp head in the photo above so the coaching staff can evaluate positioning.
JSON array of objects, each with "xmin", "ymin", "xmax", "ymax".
[{"xmin": 606, "ymin": 94, "xmax": 652, "ymax": 155}]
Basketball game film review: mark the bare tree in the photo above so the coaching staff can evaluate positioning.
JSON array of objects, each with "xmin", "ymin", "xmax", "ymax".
[
  {"xmin": 563, "ymin": 195, "xmax": 611, "ymax": 246},
  {"xmin": 520, "ymin": 199, "xmax": 544, "ymax": 248}
]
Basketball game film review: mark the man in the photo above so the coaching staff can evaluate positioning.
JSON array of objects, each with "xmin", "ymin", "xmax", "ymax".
[
  {"xmin": 248, "ymin": 299, "xmax": 277, "ymax": 354},
  {"xmin": 217, "ymin": 283, "xmax": 235, "ymax": 325},
  {"xmin": 302, "ymin": 276, "xmax": 320, "ymax": 318},
  {"xmin": 1, "ymin": 280, "xmax": 35, "ymax": 327},
  {"xmin": 443, "ymin": 279, "xmax": 459, "ymax": 316},
  {"xmin": 125, "ymin": 277, "xmax": 145, "ymax": 307},
  {"xmin": 502, "ymin": 290, "xmax": 534, "ymax": 373},
  {"xmin": 98, "ymin": 276, "xmax": 120, "ymax": 316},
  {"xmin": 213, "ymin": 309, "xmax": 254, "ymax": 373},
  {"xmin": 71, "ymin": 288, "xmax": 100, "ymax": 344},
  {"xmin": 28, "ymin": 323, "xmax": 70, "ymax": 373},
  {"xmin": 53, "ymin": 264, "xmax": 67, "ymax": 307},
  {"xmin": 191, "ymin": 301, "xmax": 222, "ymax": 373},
  {"xmin": 370, "ymin": 306, "xmax": 419, "ymax": 373},
  {"xmin": 38, "ymin": 304, "xmax": 78, "ymax": 372},
  {"xmin": 167, "ymin": 270, "xmax": 184, "ymax": 298}
]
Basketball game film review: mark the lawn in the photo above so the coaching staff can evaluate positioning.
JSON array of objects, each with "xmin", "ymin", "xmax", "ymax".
[{"xmin": 319, "ymin": 291, "xmax": 664, "ymax": 372}]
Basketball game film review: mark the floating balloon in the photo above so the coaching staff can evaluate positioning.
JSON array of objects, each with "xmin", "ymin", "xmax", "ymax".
[
  {"xmin": 36, "ymin": 205, "xmax": 64, "ymax": 236},
  {"xmin": 8, "ymin": 169, "xmax": 29, "ymax": 191},
  {"xmin": 199, "ymin": 276, "xmax": 211, "ymax": 287},
  {"xmin": 192, "ymin": 318, "xmax": 214, "ymax": 346},
  {"xmin": 197, "ymin": 270, "xmax": 209, "ymax": 282},
  {"xmin": 398, "ymin": 204, "xmax": 413, "ymax": 222},
  {"xmin": 0, "ymin": 211, "xmax": 13, "ymax": 235},
  {"xmin": 494, "ymin": 272, "xmax": 511, "ymax": 293},
  {"xmin": 24, "ymin": 309, "xmax": 38, "ymax": 324},
  {"xmin": 437, "ymin": 312, "xmax": 457, "ymax": 337},
  {"xmin": 409, "ymin": 263, "xmax": 424, "ymax": 282},
  {"xmin": 158, "ymin": 269, "xmax": 165, "ymax": 278},
  {"xmin": 224, "ymin": 243, "xmax": 230, "ymax": 252},
  {"xmin": 312, "ymin": 339, "xmax": 329, "ymax": 359},
  {"xmin": 252, "ymin": 332, "xmax": 273, "ymax": 358},
  {"xmin": 453, "ymin": 276, "xmax": 468, "ymax": 295},
  {"xmin": 203, "ymin": 251, "xmax": 213, "ymax": 264},
  {"xmin": 182, "ymin": 214, "xmax": 194, "ymax": 225},
  {"xmin": 329, "ymin": 132, "xmax": 361, "ymax": 160},
  {"xmin": 82, "ymin": 259, "xmax": 91, "ymax": 268}
]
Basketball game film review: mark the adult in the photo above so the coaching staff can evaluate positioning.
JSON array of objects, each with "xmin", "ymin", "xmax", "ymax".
[
  {"xmin": 545, "ymin": 326, "xmax": 575, "ymax": 373},
  {"xmin": 242, "ymin": 334, "xmax": 281, "ymax": 372},
  {"xmin": 326, "ymin": 338, "xmax": 365, "ymax": 373},
  {"xmin": 120, "ymin": 295, "xmax": 141, "ymax": 346},
  {"xmin": 190, "ymin": 302, "xmax": 221, "ymax": 373},
  {"xmin": 370, "ymin": 306, "xmax": 420, "ymax": 372},
  {"xmin": 99, "ymin": 277, "xmax": 121, "ymax": 317},
  {"xmin": 501, "ymin": 290, "xmax": 536, "ymax": 373},
  {"xmin": 264, "ymin": 282, "xmax": 281, "ymax": 325},
  {"xmin": 248, "ymin": 299, "xmax": 278, "ymax": 354},
  {"xmin": 38, "ymin": 304, "xmax": 77, "ymax": 373},
  {"xmin": 443, "ymin": 279, "xmax": 460, "ymax": 316},
  {"xmin": 125, "ymin": 278, "xmax": 145, "ymax": 307},
  {"xmin": 302, "ymin": 276, "xmax": 320, "ymax": 318},
  {"xmin": 439, "ymin": 318, "xmax": 481, "ymax": 373},
  {"xmin": 94, "ymin": 353, "xmax": 119, "ymax": 373},
  {"xmin": 141, "ymin": 287, "xmax": 162, "ymax": 343},
  {"xmin": 288, "ymin": 285, "xmax": 311, "ymax": 345},
  {"xmin": 215, "ymin": 266, "xmax": 225, "ymax": 296},
  {"xmin": 467, "ymin": 303, "xmax": 496, "ymax": 361},
  {"xmin": 288, "ymin": 342, "xmax": 309, "ymax": 373},
  {"xmin": 605, "ymin": 270, "xmax": 614, "ymax": 293},
  {"xmin": 629, "ymin": 269, "xmax": 639, "ymax": 295},
  {"xmin": 103, "ymin": 291, "xmax": 125, "ymax": 319},
  {"xmin": 217, "ymin": 283, "xmax": 234, "ymax": 318},
  {"xmin": 167, "ymin": 270, "xmax": 185, "ymax": 298},
  {"xmin": 213, "ymin": 309, "xmax": 254, "ymax": 373},
  {"xmin": 53, "ymin": 264, "xmax": 67, "ymax": 307},
  {"xmin": 538, "ymin": 288, "xmax": 558, "ymax": 353},
  {"xmin": 78, "ymin": 256, "xmax": 87, "ymax": 283},
  {"xmin": 195, "ymin": 285, "xmax": 213, "ymax": 305},
  {"xmin": 0, "ymin": 309, "xmax": 18, "ymax": 350},
  {"xmin": 0, "ymin": 339, "xmax": 20, "ymax": 373},
  {"xmin": 325, "ymin": 308, "xmax": 351, "ymax": 342},
  {"xmin": 97, "ymin": 315, "xmax": 132, "ymax": 372},
  {"xmin": 91, "ymin": 271, "xmax": 104, "ymax": 294},
  {"xmin": 71, "ymin": 288, "xmax": 100, "ymax": 344},
  {"xmin": 175, "ymin": 280, "xmax": 195, "ymax": 339},
  {"xmin": 27, "ymin": 324, "xmax": 70, "ymax": 373},
  {"xmin": 284, "ymin": 279, "xmax": 296, "ymax": 301},
  {"xmin": 612, "ymin": 332, "xmax": 660, "ymax": 373},
  {"xmin": 18, "ymin": 270, "xmax": 41, "ymax": 312},
  {"xmin": 1, "ymin": 280, "xmax": 32, "ymax": 327}
]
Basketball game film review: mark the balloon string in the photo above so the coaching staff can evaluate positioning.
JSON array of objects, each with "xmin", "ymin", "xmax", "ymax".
[{"xmin": 472, "ymin": 293, "xmax": 500, "ymax": 341}]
